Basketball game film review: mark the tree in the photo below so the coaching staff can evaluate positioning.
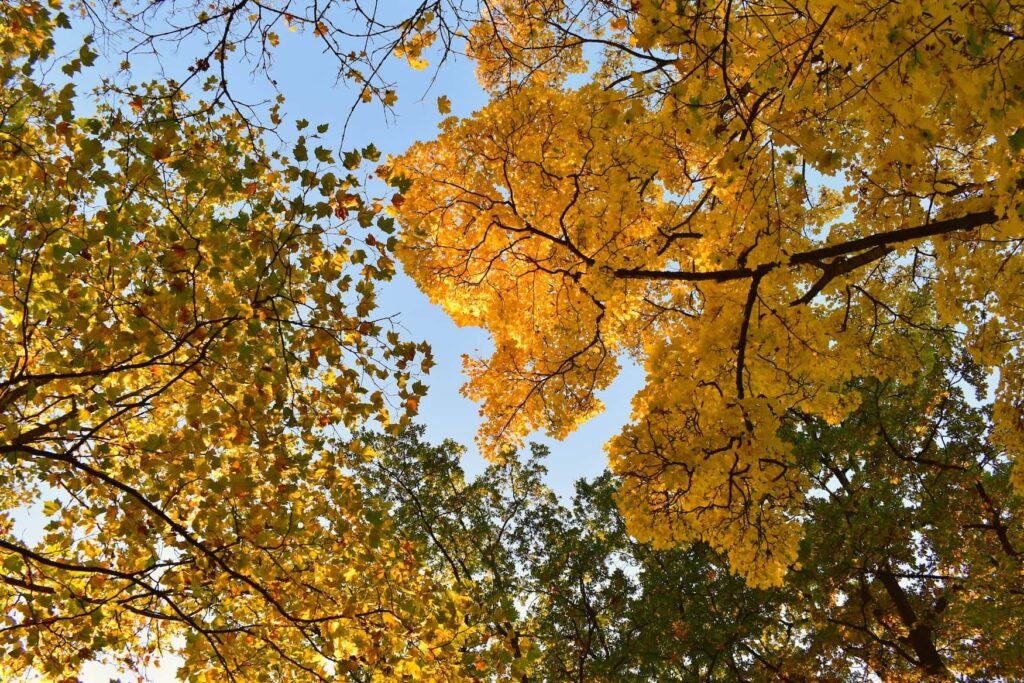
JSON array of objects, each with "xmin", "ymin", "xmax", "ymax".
[
  {"xmin": 392, "ymin": 0, "xmax": 1024, "ymax": 584},
  {"xmin": 362, "ymin": 353, "xmax": 1023, "ymax": 681},
  {"xmin": 355, "ymin": 428, "xmax": 558, "ymax": 681},
  {"xmin": 75, "ymin": 0, "xmax": 472, "ymax": 136},
  {"xmin": 0, "ymin": 3, "xmax": 473, "ymax": 679}
]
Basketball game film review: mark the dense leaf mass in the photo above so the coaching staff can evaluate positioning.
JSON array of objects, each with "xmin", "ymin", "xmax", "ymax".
[
  {"xmin": 0, "ymin": 3, "xmax": 470, "ymax": 680},
  {"xmin": 395, "ymin": 0, "xmax": 1024, "ymax": 584},
  {"xmin": 2, "ymin": 0, "xmax": 1023, "ymax": 679},
  {"xmin": 363, "ymin": 357, "xmax": 1023, "ymax": 681}
]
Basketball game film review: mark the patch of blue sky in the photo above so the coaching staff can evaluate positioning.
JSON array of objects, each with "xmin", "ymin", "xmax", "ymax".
[{"xmin": 47, "ymin": 5, "xmax": 642, "ymax": 503}]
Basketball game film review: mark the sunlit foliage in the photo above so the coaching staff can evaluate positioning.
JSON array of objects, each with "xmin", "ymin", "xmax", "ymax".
[
  {"xmin": 395, "ymin": 0, "xmax": 1024, "ymax": 585},
  {"xmin": 0, "ymin": 3, "xmax": 476, "ymax": 679}
]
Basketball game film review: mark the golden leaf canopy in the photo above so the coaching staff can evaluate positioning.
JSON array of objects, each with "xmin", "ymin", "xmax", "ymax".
[{"xmin": 395, "ymin": 0, "xmax": 1024, "ymax": 585}]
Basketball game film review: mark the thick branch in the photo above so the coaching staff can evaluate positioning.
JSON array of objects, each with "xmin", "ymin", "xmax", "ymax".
[
  {"xmin": 790, "ymin": 245, "xmax": 892, "ymax": 306},
  {"xmin": 615, "ymin": 264, "xmax": 756, "ymax": 282},
  {"xmin": 876, "ymin": 567, "xmax": 947, "ymax": 677},
  {"xmin": 790, "ymin": 210, "xmax": 998, "ymax": 265},
  {"xmin": 613, "ymin": 209, "xmax": 1000, "ymax": 286},
  {"xmin": 736, "ymin": 268, "xmax": 768, "ymax": 398}
]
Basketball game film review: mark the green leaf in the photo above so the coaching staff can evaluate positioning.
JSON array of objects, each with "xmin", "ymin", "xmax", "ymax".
[
  {"xmin": 79, "ymin": 41, "xmax": 97, "ymax": 67},
  {"xmin": 390, "ymin": 174, "xmax": 413, "ymax": 193},
  {"xmin": 343, "ymin": 150, "xmax": 362, "ymax": 170},
  {"xmin": 1009, "ymin": 128, "xmax": 1024, "ymax": 154},
  {"xmin": 2, "ymin": 554, "xmax": 24, "ymax": 573},
  {"xmin": 361, "ymin": 143, "xmax": 381, "ymax": 162}
]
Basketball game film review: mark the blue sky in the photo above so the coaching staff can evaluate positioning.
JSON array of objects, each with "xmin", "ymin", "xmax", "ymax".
[
  {"xmin": 47, "ymin": 15, "xmax": 646, "ymax": 680},
  {"xmin": 216, "ymin": 22, "xmax": 646, "ymax": 496},
  {"xmin": 56, "ymin": 8, "xmax": 647, "ymax": 497}
]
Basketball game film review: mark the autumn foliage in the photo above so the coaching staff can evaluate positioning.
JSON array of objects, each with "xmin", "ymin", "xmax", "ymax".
[
  {"xmin": 363, "ymin": 359, "xmax": 1023, "ymax": 681},
  {"xmin": 1, "ymin": 0, "xmax": 1023, "ymax": 680},
  {"xmin": 0, "ymin": 3, "xmax": 470, "ymax": 679},
  {"xmin": 395, "ymin": 0, "xmax": 1024, "ymax": 585}
]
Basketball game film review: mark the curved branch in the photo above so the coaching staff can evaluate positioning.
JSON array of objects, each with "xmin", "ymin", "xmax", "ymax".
[{"xmin": 613, "ymin": 209, "xmax": 1000, "ymax": 291}]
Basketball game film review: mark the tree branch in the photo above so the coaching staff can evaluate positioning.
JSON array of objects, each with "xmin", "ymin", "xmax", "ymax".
[{"xmin": 613, "ymin": 209, "xmax": 1000, "ymax": 288}]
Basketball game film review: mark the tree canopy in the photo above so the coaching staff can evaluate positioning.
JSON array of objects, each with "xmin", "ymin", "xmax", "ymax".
[
  {"xmin": 393, "ymin": 0, "xmax": 1024, "ymax": 585},
  {"xmin": 0, "ymin": 3, "xmax": 471, "ymax": 679},
  {"xmin": 2, "ymin": 0, "xmax": 1023, "ymax": 679},
  {"xmin": 359, "ymin": 354, "xmax": 1023, "ymax": 681}
]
